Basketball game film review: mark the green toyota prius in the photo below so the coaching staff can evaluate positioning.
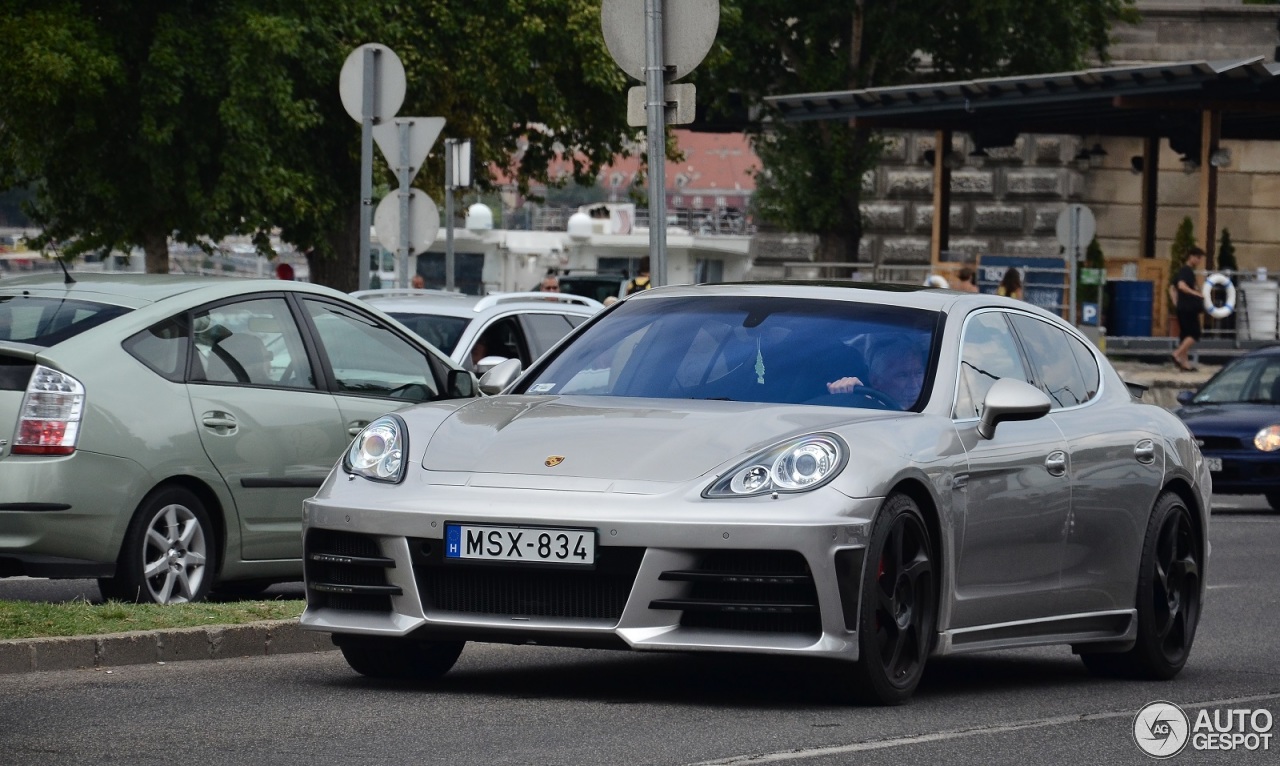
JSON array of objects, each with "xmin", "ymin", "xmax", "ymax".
[{"xmin": 0, "ymin": 273, "xmax": 478, "ymax": 604}]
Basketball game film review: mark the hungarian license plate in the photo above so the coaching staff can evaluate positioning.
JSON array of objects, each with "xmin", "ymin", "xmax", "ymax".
[
  {"xmin": 444, "ymin": 524, "xmax": 595, "ymax": 566},
  {"xmin": 1205, "ymin": 457, "xmax": 1223, "ymax": 472}
]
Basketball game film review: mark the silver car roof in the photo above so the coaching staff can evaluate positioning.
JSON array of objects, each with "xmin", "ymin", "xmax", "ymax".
[{"xmin": 352, "ymin": 289, "xmax": 603, "ymax": 318}]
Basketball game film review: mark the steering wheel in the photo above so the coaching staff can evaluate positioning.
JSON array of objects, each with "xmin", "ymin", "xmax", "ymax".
[{"xmin": 807, "ymin": 385, "xmax": 902, "ymax": 411}]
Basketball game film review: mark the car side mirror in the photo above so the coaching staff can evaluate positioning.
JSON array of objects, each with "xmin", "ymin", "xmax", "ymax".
[
  {"xmin": 1176, "ymin": 390, "xmax": 1195, "ymax": 406},
  {"xmin": 478, "ymin": 358, "xmax": 523, "ymax": 395},
  {"xmin": 447, "ymin": 369, "xmax": 478, "ymax": 398},
  {"xmin": 978, "ymin": 378, "xmax": 1052, "ymax": 439},
  {"xmin": 474, "ymin": 355, "xmax": 511, "ymax": 377}
]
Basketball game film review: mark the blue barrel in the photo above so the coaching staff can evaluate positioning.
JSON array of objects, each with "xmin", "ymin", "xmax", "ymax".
[{"xmin": 1109, "ymin": 280, "xmax": 1154, "ymax": 336}]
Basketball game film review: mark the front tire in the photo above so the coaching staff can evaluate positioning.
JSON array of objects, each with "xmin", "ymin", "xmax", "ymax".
[
  {"xmin": 336, "ymin": 636, "xmax": 465, "ymax": 680},
  {"xmin": 844, "ymin": 493, "xmax": 936, "ymax": 705},
  {"xmin": 98, "ymin": 486, "xmax": 215, "ymax": 604},
  {"xmin": 1080, "ymin": 491, "xmax": 1201, "ymax": 679}
]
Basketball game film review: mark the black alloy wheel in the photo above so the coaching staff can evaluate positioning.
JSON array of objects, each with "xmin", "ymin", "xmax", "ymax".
[
  {"xmin": 847, "ymin": 493, "xmax": 936, "ymax": 705},
  {"xmin": 1080, "ymin": 491, "xmax": 1201, "ymax": 680}
]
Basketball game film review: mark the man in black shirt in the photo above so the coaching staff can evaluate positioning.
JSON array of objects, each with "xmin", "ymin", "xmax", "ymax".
[{"xmin": 1171, "ymin": 246, "xmax": 1206, "ymax": 371}]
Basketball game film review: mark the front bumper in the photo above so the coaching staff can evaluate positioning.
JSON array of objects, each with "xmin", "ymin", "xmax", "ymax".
[
  {"xmin": 1202, "ymin": 449, "xmax": 1280, "ymax": 495},
  {"xmin": 300, "ymin": 477, "xmax": 881, "ymax": 662}
]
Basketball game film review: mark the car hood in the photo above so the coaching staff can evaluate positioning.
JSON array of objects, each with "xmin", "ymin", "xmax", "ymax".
[
  {"xmin": 1176, "ymin": 403, "xmax": 1280, "ymax": 436},
  {"xmin": 420, "ymin": 395, "xmax": 899, "ymax": 484}
]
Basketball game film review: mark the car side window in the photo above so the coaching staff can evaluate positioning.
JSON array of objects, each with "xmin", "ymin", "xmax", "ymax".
[
  {"xmin": 123, "ymin": 315, "xmax": 191, "ymax": 383},
  {"xmin": 192, "ymin": 298, "xmax": 316, "ymax": 389},
  {"xmin": 302, "ymin": 298, "xmax": 442, "ymax": 402},
  {"xmin": 954, "ymin": 311, "xmax": 1029, "ymax": 419},
  {"xmin": 474, "ymin": 317, "xmax": 530, "ymax": 367},
  {"xmin": 1009, "ymin": 314, "xmax": 1096, "ymax": 409},
  {"xmin": 520, "ymin": 313, "xmax": 576, "ymax": 358}
]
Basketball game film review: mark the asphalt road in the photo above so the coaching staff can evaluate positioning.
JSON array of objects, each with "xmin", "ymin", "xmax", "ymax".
[{"xmin": 1, "ymin": 498, "xmax": 1277, "ymax": 766}]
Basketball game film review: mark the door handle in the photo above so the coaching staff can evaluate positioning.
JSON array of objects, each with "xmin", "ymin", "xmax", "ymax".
[
  {"xmin": 1045, "ymin": 450, "xmax": 1067, "ymax": 477},
  {"xmin": 1134, "ymin": 439, "xmax": 1156, "ymax": 464},
  {"xmin": 201, "ymin": 412, "xmax": 238, "ymax": 434},
  {"xmin": 348, "ymin": 420, "xmax": 371, "ymax": 437}
]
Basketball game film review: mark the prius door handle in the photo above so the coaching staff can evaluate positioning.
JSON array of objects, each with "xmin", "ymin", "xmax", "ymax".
[
  {"xmin": 201, "ymin": 412, "xmax": 238, "ymax": 434},
  {"xmin": 1045, "ymin": 450, "xmax": 1067, "ymax": 477},
  {"xmin": 348, "ymin": 420, "xmax": 370, "ymax": 437}
]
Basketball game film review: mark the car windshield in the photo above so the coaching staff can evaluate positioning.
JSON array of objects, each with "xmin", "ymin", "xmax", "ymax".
[
  {"xmin": 1192, "ymin": 354, "xmax": 1280, "ymax": 404},
  {"xmin": 0, "ymin": 294, "xmax": 131, "ymax": 347},
  {"xmin": 518, "ymin": 295, "xmax": 939, "ymax": 410},
  {"xmin": 387, "ymin": 312, "xmax": 470, "ymax": 353}
]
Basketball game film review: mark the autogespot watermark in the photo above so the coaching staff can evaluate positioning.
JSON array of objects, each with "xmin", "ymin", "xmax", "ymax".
[{"xmin": 1133, "ymin": 701, "xmax": 1274, "ymax": 758}]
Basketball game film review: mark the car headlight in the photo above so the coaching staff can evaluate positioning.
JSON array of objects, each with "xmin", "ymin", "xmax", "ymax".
[
  {"xmin": 344, "ymin": 415, "xmax": 408, "ymax": 483},
  {"xmin": 1255, "ymin": 425, "xmax": 1280, "ymax": 452},
  {"xmin": 704, "ymin": 434, "xmax": 847, "ymax": 498}
]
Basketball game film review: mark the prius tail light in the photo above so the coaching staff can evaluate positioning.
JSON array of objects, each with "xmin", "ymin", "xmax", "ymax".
[{"xmin": 13, "ymin": 366, "xmax": 84, "ymax": 456}]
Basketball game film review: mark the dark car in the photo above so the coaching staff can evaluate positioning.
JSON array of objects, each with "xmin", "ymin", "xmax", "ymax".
[{"xmin": 1176, "ymin": 345, "xmax": 1280, "ymax": 510}]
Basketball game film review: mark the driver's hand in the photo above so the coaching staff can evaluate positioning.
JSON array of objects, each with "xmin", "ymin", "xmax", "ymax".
[{"xmin": 826, "ymin": 376, "xmax": 865, "ymax": 394}]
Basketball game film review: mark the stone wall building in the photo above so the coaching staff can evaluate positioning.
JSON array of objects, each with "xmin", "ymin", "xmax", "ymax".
[{"xmin": 854, "ymin": 1, "xmax": 1280, "ymax": 282}]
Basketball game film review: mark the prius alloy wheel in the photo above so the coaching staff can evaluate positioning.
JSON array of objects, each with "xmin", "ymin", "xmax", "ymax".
[{"xmin": 99, "ymin": 487, "xmax": 214, "ymax": 604}]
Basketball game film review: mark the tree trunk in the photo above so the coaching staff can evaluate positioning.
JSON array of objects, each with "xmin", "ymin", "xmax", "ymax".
[
  {"xmin": 142, "ymin": 230, "xmax": 169, "ymax": 273},
  {"xmin": 308, "ymin": 201, "xmax": 362, "ymax": 291}
]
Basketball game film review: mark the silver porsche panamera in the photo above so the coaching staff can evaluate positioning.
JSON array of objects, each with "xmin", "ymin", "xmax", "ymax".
[{"xmin": 300, "ymin": 283, "xmax": 1210, "ymax": 705}]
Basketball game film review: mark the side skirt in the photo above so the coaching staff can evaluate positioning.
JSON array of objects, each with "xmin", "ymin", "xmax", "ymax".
[{"xmin": 934, "ymin": 609, "xmax": 1136, "ymax": 656}]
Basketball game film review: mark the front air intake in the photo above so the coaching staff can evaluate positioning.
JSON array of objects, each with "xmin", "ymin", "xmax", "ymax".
[
  {"xmin": 651, "ymin": 550, "xmax": 821, "ymax": 635},
  {"xmin": 304, "ymin": 529, "xmax": 400, "ymax": 612},
  {"xmin": 410, "ymin": 538, "xmax": 644, "ymax": 620}
]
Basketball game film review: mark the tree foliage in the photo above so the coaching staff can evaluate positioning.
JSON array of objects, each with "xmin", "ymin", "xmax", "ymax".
[
  {"xmin": 693, "ymin": 0, "xmax": 1137, "ymax": 262},
  {"xmin": 1217, "ymin": 228, "xmax": 1237, "ymax": 274},
  {"xmin": 0, "ymin": 0, "xmax": 633, "ymax": 289}
]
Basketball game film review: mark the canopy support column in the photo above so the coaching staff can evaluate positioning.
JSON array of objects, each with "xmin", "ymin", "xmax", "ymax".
[
  {"xmin": 929, "ymin": 129, "xmax": 953, "ymax": 270},
  {"xmin": 1198, "ymin": 109, "xmax": 1221, "ymax": 270}
]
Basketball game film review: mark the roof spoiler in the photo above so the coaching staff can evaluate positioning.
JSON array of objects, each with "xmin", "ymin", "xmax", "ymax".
[{"xmin": 1123, "ymin": 379, "xmax": 1149, "ymax": 400}]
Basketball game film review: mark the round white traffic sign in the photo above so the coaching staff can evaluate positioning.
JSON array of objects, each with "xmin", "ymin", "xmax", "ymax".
[
  {"xmin": 1055, "ymin": 203, "xmax": 1097, "ymax": 257},
  {"xmin": 601, "ymin": 0, "xmax": 719, "ymax": 82},
  {"xmin": 374, "ymin": 190, "xmax": 440, "ymax": 255},
  {"xmin": 339, "ymin": 43, "xmax": 407, "ymax": 123}
]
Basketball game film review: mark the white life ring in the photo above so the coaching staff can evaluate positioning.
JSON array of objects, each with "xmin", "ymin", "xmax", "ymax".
[
  {"xmin": 923, "ymin": 274, "xmax": 949, "ymax": 289},
  {"xmin": 1202, "ymin": 272, "xmax": 1235, "ymax": 319}
]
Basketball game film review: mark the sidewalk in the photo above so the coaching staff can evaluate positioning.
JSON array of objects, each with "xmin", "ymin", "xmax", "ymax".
[{"xmin": 0, "ymin": 620, "xmax": 334, "ymax": 675}]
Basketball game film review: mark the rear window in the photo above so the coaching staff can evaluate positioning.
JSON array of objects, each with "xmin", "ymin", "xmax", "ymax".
[
  {"xmin": 387, "ymin": 312, "xmax": 469, "ymax": 354},
  {"xmin": 0, "ymin": 295, "xmax": 130, "ymax": 347}
]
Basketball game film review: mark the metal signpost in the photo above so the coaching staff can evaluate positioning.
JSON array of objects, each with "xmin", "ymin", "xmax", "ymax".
[
  {"xmin": 444, "ymin": 138, "xmax": 472, "ymax": 293},
  {"xmin": 341, "ymin": 45, "xmax": 445, "ymax": 289},
  {"xmin": 1056, "ymin": 203, "xmax": 1097, "ymax": 326},
  {"xmin": 339, "ymin": 44, "xmax": 406, "ymax": 291},
  {"xmin": 601, "ymin": 0, "xmax": 718, "ymax": 288}
]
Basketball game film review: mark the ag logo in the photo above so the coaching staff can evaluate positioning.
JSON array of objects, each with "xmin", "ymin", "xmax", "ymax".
[
  {"xmin": 544, "ymin": 455, "xmax": 565, "ymax": 467},
  {"xmin": 1133, "ymin": 701, "xmax": 1190, "ymax": 758}
]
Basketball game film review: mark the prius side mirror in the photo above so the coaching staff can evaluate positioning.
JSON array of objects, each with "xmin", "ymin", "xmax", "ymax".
[
  {"xmin": 447, "ymin": 369, "xmax": 478, "ymax": 398},
  {"xmin": 1177, "ymin": 390, "xmax": 1195, "ymax": 406},
  {"xmin": 978, "ymin": 378, "xmax": 1052, "ymax": 439}
]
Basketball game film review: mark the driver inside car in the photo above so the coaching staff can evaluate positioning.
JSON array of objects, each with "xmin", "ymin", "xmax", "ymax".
[{"xmin": 826, "ymin": 334, "xmax": 926, "ymax": 409}]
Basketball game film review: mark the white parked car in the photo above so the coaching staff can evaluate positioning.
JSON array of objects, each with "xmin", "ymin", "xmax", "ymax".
[{"xmin": 352, "ymin": 289, "xmax": 603, "ymax": 375}]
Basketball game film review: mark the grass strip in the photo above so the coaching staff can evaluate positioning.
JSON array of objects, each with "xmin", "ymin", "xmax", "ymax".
[{"xmin": 0, "ymin": 598, "xmax": 305, "ymax": 640}]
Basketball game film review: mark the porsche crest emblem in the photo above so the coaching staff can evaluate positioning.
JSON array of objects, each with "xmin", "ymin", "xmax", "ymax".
[{"xmin": 544, "ymin": 455, "xmax": 565, "ymax": 467}]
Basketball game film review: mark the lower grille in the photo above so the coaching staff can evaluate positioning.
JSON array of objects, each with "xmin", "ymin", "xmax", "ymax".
[
  {"xmin": 653, "ymin": 550, "xmax": 821, "ymax": 635},
  {"xmin": 305, "ymin": 529, "xmax": 400, "ymax": 613},
  {"xmin": 410, "ymin": 538, "xmax": 644, "ymax": 620}
]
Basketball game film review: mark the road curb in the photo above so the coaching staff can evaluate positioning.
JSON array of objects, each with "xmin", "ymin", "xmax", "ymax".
[{"xmin": 0, "ymin": 620, "xmax": 335, "ymax": 675}]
